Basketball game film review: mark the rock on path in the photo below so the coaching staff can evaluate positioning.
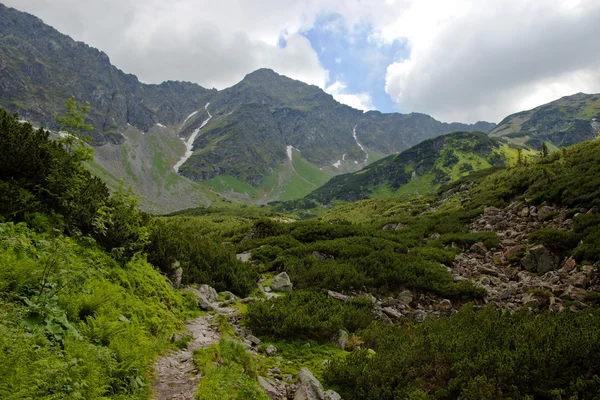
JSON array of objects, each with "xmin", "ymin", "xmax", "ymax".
[{"xmin": 152, "ymin": 315, "xmax": 220, "ymax": 400}]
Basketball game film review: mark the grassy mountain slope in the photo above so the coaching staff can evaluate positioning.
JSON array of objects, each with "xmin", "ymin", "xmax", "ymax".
[
  {"xmin": 88, "ymin": 124, "xmax": 224, "ymax": 214},
  {"xmin": 304, "ymin": 131, "xmax": 518, "ymax": 204},
  {"xmin": 489, "ymin": 92, "xmax": 600, "ymax": 149}
]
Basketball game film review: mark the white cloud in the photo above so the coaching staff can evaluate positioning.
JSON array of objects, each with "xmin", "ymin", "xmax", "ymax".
[
  {"xmin": 378, "ymin": 0, "xmax": 600, "ymax": 122},
  {"xmin": 6, "ymin": 0, "xmax": 600, "ymax": 122},
  {"xmin": 326, "ymin": 81, "xmax": 374, "ymax": 111},
  {"xmin": 4, "ymin": 0, "xmax": 337, "ymax": 89}
]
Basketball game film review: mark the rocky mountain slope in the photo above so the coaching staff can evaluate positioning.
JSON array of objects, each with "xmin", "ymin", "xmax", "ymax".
[
  {"xmin": 302, "ymin": 131, "xmax": 515, "ymax": 204},
  {"xmin": 489, "ymin": 92, "xmax": 600, "ymax": 149},
  {"xmin": 0, "ymin": 4, "xmax": 495, "ymax": 207}
]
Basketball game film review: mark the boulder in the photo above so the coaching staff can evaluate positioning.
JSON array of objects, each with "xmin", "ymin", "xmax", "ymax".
[
  {"xmin": 258, "ymin": 376, "xmax": 280, "ymax": 399},
  {"xmin": 504, "ymin": 245, "xmax": 524, "ymax": 260},
  {"xmin": 561, "ymin": 285, "xmax": 587, "ymax": 301},
  {"xmin": 236, "ymin": 251, "xmax": 252, "ymax": 262},
  {"xmin": 414, "ymin": 310, "xmax": 427, "ymax": 323},
  {"xmin": 383, "ymin": 222, "xmax": 407, "ymax": 231},
  {"xmin": 327, "ymin": 290, "xmax": 348, "ymax": 302},
  {"xmin": 197, "ymin": 295, "xmax": 216, "ymax": 311},
  {"xmin": 312, "ymin": 251, "xmax": 334, "ymax": 260},
  {"xmin": 183, "ymin": 285, "xmax": 218, "ymax": 311},
  {"xmin": 271, "ymin": 272, "xmax": 293, "ymax": 292},
  {"xmin": 294, "ymin": 368, "xmax": 325, "ymax": 400},
  {"xmin": 334, "ymin": 329, "xmax": 348, "ymax": 350},
  {"xmin": 325, "ymin": 390, "xmax": 342, "ymax": 400},
  {"xmin": 383, "ymin": 307, "xmax": 403, "ymax": 319},
  {"xmin": 397, "ymin": 290, "xmax": 413, "ymax": 305},
  {"xmin": 521, "ymin": 245, "xmax": 560, "ymax": 274},
  {"xmin": 219, "ymin": 291, "xmax": 238, "ymax": 301},
  {"xmin": 538, "ymin": 206, "xmax": 555, "ymax": 220},
  {"xmin": 246, "ymin": 334, "xmax": 262, "ymax": 346},
  {"xmin": 439, "ymin": 299, "xmax": 452, "ymax": 310},
  {"xmin": 170, "ymin": 262, "xmax": 183, "ymax": 290},
  {"xmin": 198, "ymin": 284, "xmax": 219, "ymax": 303},
  {"xmin": 265, "ymin": 345, "xmax": 277, "ymax": 356}
]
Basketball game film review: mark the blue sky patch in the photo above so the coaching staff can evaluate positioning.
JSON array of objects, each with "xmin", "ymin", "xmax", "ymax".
[{"xmin": 302, "ymin": 14, "xmax": 409, "ymax": 113}]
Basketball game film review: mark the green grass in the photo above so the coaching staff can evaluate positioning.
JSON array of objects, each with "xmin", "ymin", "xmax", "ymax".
[
  {"xmin": 0, "ymin": 222, "xmax": 195, "ymax": 399},
  {"xmin": 291, "ymin": 149, "xmax": 331, "ymax": 188},
  {"xmin": 576, "ymin": 97, "xmax": 600, "ymax": 119},
  {"xmin": 121, "ymin": 146, "xmax": 137, "ymax": 182},
  {"xmin": 259, "ymin": 340, "xmax": 347, "ymax": 382},
  {"xmin": 203, "ymin": 175, "xmax": 260, "ymax": 198},
  {"xmin": 194, "ymin": 338, "xmax": 268, "ymax": 400}
]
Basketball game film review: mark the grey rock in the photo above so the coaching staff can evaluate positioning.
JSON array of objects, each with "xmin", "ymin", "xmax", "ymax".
[
  {"xmin": 414, "ymin": 310, "xmax": 427, "ymax": 323},
  {"xmin": 335, "ymin": 329, "xmax": 349, "ymax": 349},
  {"xmin": 198, "ymin": 284, "xmax": 219, "ymax": 303},
  {"xmin": 312, "ymin": 251, "xmax": 334, "ymax": 260},
  {"xmin": 383, "ymin": 222, "xmax": 407, "ymax": 231},
  {"xmin": 397, "ymin": 289, "xmax": 413, "ymax": 305},
  {"xmin": 219, "ymin": 291, "xmax": 239, "ymax": 301},
  {"xmin": 266, "ymin": 345, "xmax": 277, "ymax": 356},
  {"xmin": 522, "ymin": 245, "xmax": 560, "ymax": 274},
  {"xmin": 327, "ymin": 290, "xmax": 348, "ymax": 302},
  {"xmin": 236, "ymin": 251, "xmax": 252, "ymax": 262},
  {"xmin": 258, "ymin": 376, "xmax": 280, "ymax": 399},
  {"xmin": 294, "ymin": 368, "xmax": 325, "ymax": 400},
  {"xmin": 325, "ymin": 390, "xmax": 342, "ymax": 400},
  {"xmin": 271, "ymin": 272, "xmax": 293, "ymax": 292},
  {"xmin": 561, "ymin": 285, "xmax": 587, "ymax": 301},
  {"xmin": 383, "ymin": 307, "xmax": 403, "ymax": 319},
  {"xmin": 246, "ymin": 334, "xmax": 262, "ymax": 346},
  {"xmin": 170, "ymin": 263, "xmax": 183, "ymax": 290}
]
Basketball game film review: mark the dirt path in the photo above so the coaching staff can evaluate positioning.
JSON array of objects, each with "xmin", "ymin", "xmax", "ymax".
[{"xmin": 152, "ymin": 315, "xmax": 221, "ymax": 400}]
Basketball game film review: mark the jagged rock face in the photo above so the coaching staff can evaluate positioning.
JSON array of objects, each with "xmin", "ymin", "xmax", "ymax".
[
  {"xmin": 0, "ymin": 4, "xmax": 495, "ymax": 191},
  {"xmin": 0, "ymin": 3, "xmax": 215, "ymax": 145}
]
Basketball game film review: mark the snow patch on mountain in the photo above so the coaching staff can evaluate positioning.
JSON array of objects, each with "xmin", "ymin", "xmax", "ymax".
[{"xmin": 174, "ymin": 103, "xmax": 212, "ymax": 172}]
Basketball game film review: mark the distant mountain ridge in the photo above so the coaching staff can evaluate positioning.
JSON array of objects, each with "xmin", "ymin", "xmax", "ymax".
[
  {"xmin": 0, "ymin": 3, "xmax": 498, "ymax": 208},
  {"xmin": 301, "ymin": 131, "xmax": 514, "ymax": 204},
  {"xmin": 490, "ymin": 92, "xmax": 600, "ymax": 149},
  {"xmin": 0, "ymin": 2, "xmax": 215, "ymax": 145}
]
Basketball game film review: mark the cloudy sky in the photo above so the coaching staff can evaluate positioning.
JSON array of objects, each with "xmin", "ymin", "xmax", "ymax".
[{"xmin": 6, "ymin": 0, "xmax": 600, "ymax": 123}]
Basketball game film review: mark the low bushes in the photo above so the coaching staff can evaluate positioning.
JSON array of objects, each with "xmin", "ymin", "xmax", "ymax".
[
  {"xmin": 243, "ymin": 291, "xmax": 373, "ymax": 342},
  {"xmin": 325, "ymin": 305, "xmax": 600, "ymax": 400}
]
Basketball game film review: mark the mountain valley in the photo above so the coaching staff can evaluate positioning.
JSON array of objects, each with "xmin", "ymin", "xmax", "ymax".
[{"xmin": 1, "ymin": 2, "xmax": 600, "ymax": 400}]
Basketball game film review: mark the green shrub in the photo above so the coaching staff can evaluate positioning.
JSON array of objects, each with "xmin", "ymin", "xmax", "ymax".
[
  {"xmin": 529, "ymin": 228, "xmax": 580, "ymax": 256},
  {"xmin": 325, "ymin": 305, "xmax": 600, "ymax": 400},
  {"xmin": 243, "ymin": 291, "xmax": 373, "ymax": 342},
  {"xmin": 146, "ymin": 218, "xmax": 259, "ymax": 296}
]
